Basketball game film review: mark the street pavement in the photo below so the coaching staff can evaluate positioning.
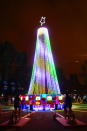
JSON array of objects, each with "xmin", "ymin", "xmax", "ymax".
[
  {"xmin": 14, "ymin": 111, "xmax": 87, "ymax": 131},
  {"xmin": 0, "ymin": 103, "xmax": 87, "ymax": 131}
]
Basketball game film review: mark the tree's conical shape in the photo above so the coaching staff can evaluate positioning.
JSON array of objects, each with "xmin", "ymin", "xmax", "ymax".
[{"xmin": 28, "ymin": 27, "xmax": 60, "ymax": 94}]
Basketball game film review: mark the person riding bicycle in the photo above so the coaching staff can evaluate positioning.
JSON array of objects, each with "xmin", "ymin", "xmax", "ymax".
[{"xmin": 64, "ymin": 93, "xmax": 74, "ymax": 120}]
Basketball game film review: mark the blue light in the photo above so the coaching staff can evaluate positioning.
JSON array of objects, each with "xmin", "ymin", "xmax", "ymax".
[
  {"xmin": 42, "ymin": 94, "xmax": 47, "ymax": 98},
  {"xmin": 58, "ymin": 104, "xmax": 64, "ymax": 110}
]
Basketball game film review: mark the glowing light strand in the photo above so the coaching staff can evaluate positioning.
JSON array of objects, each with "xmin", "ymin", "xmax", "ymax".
[
  {"xmin": 40, "ymin": 16, "xmax": 46, "ymax": 26},
  {"xmin": 28, "ymin": 27, "xmax": 60, "ymax": 94}
]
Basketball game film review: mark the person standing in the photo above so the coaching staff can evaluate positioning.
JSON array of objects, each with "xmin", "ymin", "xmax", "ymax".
[{"xmin": 14, "ymin": 94, "xmax": 21, "ymax": 118}]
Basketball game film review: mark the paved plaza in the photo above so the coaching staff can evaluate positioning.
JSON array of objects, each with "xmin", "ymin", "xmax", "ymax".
[{"xmin": 0, "ymin": 103, "xmax": 87, "ymax": 131}]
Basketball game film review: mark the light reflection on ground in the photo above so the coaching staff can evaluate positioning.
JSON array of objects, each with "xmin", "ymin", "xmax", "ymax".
[
  {"xmin": 72, "ymin": 103, "xmax": 87, "ymax": 112},
  {"xmin": 0, "ymin": 103, "xmax": 87, "ymax": 112}
]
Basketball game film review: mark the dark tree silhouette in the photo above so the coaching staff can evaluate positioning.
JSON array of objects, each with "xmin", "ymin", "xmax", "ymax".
[
  {"xmin": 0, "ymin": 41, "xmax": 28, "ymax": 96},
  {"xmin": 80, "ymin": 60, "xmax": 87, "ymax": 86},
  {"xmin": 79, "ymin": 60, "xmax": 87, "ymax": 94},
  {"xmin": 56, "ymin": 68, "xmax": 67, "ymax": 94}
]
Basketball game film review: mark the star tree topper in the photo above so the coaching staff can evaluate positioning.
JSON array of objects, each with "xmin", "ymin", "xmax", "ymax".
[{"xmin": 40, "ymin": 16, "xmax": 46, "ymax": 26}]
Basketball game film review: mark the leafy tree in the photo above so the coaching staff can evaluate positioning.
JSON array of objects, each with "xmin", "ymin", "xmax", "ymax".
[{"xmin": 0, "ymin": 41, "xmax": 28, "ymax": 95}]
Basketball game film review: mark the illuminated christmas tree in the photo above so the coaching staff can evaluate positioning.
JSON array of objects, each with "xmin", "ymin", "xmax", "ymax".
[{"xmin": 28, "ymin": 17, "xmax": 60, "ymax": 94}]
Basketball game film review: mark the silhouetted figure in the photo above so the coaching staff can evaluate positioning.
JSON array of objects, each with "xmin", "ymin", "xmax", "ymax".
[
  {"xmin": 64, "ymin": 93, "xmax": 75, "ymax": 120},
  {"xmin": 64, "ymin": 93, "xmax": 72, "ymax": 109},
  {"xmin": 14, "ymin": 95, "xmax": 21, "ymax": 118},
  {"xmin": 9, "ymin": 95, "xmax": 21, "ymax": 124}
]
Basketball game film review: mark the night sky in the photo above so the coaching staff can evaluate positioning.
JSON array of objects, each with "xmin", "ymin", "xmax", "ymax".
[{"xmin": 0, "ymin": 0, "xmax": 87, "ymax": 75}]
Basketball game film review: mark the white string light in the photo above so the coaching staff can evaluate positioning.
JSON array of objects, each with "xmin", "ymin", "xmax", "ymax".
[{"xmin": 40, "ymin": 16, "xmax": 46, "ymax": 26}]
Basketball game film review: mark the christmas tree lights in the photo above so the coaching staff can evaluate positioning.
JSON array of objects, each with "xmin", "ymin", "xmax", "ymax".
[{"xmin": 28, "ymin": 27, "xmax": 60, "ymax": 94}]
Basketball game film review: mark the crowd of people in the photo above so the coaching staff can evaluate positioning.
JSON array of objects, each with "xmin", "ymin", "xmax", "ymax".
[
  {"xmin": 72, "ymin": 94, "xmax": 87, "ymax": 103},
  {"xmin": 0, "ymin": 94, "xmax": 87, "ymax": 106}
]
